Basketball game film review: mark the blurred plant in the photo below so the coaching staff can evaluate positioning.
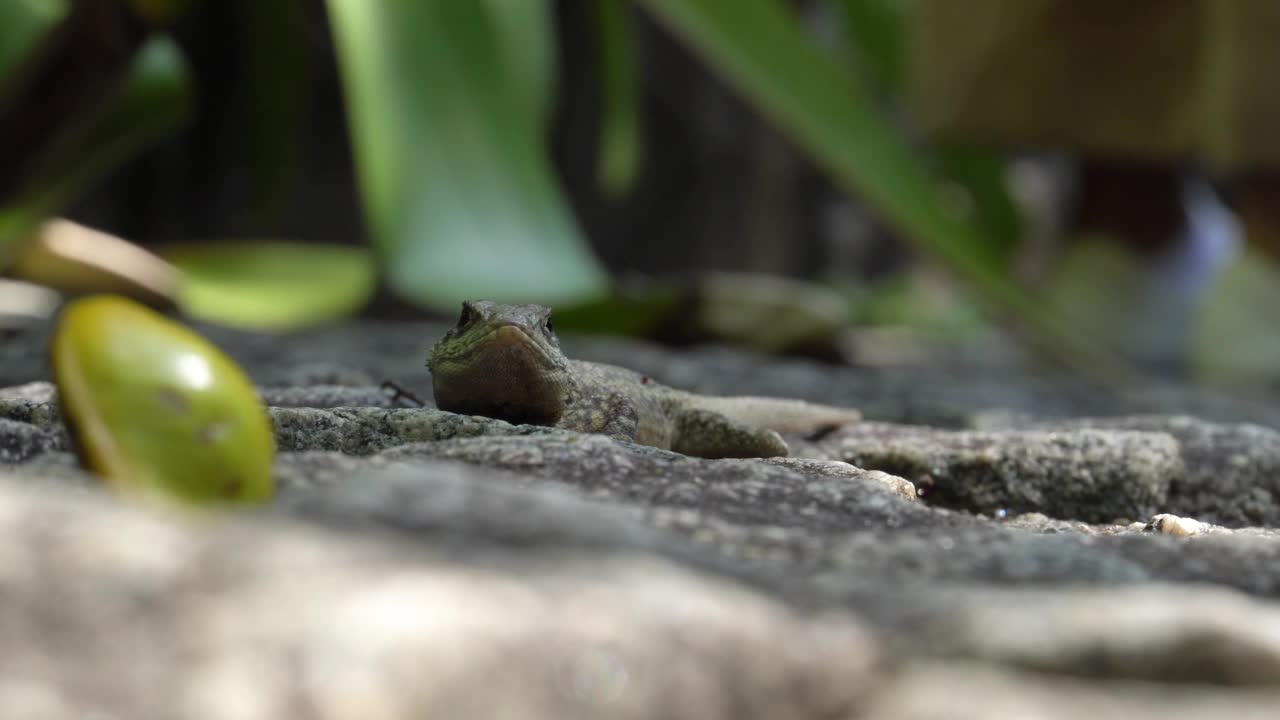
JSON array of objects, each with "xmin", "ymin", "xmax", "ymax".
[
  {"xmin": 0, "ymin": 0, "xmax": 372, "ymax": 329},
  {"xmin": 630, "ymin": 0, "xmax": 1129, "ymax": 378},
  {"xmin": 0, "ymin": 0, "xmax": 1131, "ymax": 379},
  {"xmin": 0, "ymin": 1, "xmax": 187, "ymax": 266},
  {"xmin": 324, "ymin": 0, "xmax": 607, "ymax": 309}
]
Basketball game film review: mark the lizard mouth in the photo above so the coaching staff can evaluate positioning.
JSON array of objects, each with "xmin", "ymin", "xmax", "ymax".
[
  {"xmin": 430, "ymin": 321, "xmax": 567, "ymax": 424},
  {"xmin": 478, "ymin": 324, "xmax": 558, "ymax": 367},
  {"xmin": 431, "ymin": 322, "xmax": 560, "ymax": 376}
]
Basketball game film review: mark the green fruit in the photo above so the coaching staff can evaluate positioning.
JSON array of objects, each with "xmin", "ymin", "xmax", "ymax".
[{"xmin": 51, "ymin": 295, "xmax": 274, "ymax": 505}]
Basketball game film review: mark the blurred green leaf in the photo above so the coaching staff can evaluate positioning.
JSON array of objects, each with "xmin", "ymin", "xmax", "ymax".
[
  {"xmin": 830, "ymin": 0, "xmax": 901, "ymax": 94},
  {"xmin": 0, "ymin": 36, "xmax": 191, "ymax": 268},
  {"xmin": 1192, "ymin": 249, "xmax": 1280, "ymax": 384},
  {"xmin": 634, "ymin": 0, "xmax": 1129, "ymax": 380},
  {"xmin": 553, "ymin": 288, "xmax": 680, "ymax": 336},
  {"xmin": 326, "ymin": 0, "xmax": 608, "ymax": 309},
  {"xmin": 593, "ymin": 0, "xmax": 642, "ymax": 196},
  {"xmin": 163, "ymin": 242, "xmax": 376, "ymax": 330},
  {"xmin": 828, "ymin": 1, "xmax": 1021, "ymax": 265},
  {"xmin": 480, "ymin": 0, "xmax": 557, "ymax": 134},
  {"xmin": 935, "ymin": 144, "xmax": 1022, "ymax": 266},
  {"xmin": 848, "ymin": 271, "xmax": 993, "ymax": 354},
  {"xmin": 234, "ymin": 0, "xmax": 310, "ymax": 229},
  {"xmin": 0, "ymin": 0, "xmax": 66, "ymax": 103}
]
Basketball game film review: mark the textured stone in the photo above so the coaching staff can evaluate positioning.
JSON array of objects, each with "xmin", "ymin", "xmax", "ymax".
[
  {"xmin": 0, "ymin": 475, "xmax": 878, "ymax": 720},
  {"xmin": 271, "ymin": 407, "xmax": 560, "ymax": 454},
  {"xmin": 0, "ymin": 397, "xmax": 581, "ymax": 455},
  {"xmin": 890, "ymin": 584, "xmax": 1280, "ymax": 685},
  {"xmin": 796, "ymin": 423, "xmax": 1181, "ymax": 522},
  {"xmin": 379, "ymin": 433, "xmax": 930, "ymax": 533},
  {"xmin": 0, "ymin": 418, "xmax": 60, "ymax": 463},
  {"xmin": 864, "ymin": 663, "xmax": 1280, "ymax": 720},
  {"xmin": 6, "ymin": 316, "xmax": 1280, "ymax": 715},
  {"xmin": 259, "ymin": 385, "xmax": 397, "ymax": 409},
  {"xmin": 975, "ymin": 414, "xmax": 1280, "ymax": 527}
]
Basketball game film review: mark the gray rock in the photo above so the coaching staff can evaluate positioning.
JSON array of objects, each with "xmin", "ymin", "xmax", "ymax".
[
  {"xmin": 0, "ymin": 387, "xmax": 64, "ymax": 435},
  {"xmin": 0, "ymin": 396, "xmax": 564, "ymax": 457},
  {"xmin": 795, "ymin": 423, "xmax": 1181, "ymax": 522},
  {"xmin": 0, "ymin": 475, "xmax": 878, "ymax": 720},
  {"xmin": 379, "ymin": 434, "xmax": 936, "ymax": 533},
  {"xmin": 892, "ymin": 584, "xmax": 1280, "ymax": 685},
  {"xmin": 975, "ymin": 414, "xmax": 1280, "ymax": 527},
  {"xmin": 259, "ymin": 384, "xmax": 399, "ymax": 408},
  {"xmin": 272, "ymin": 407, "xmax": 560, "ymax": 453},
  {"xmin": 266, "ymin": 451, "xmax": 1279, "ymax": 604},
  {"xmin": 9, "ymin": 315, "xmax": 1280, "ymax": 714},
  {"xmin": 0, "ymin": 381, "xmax": 56, "ymax": 403},
  {"xmin": 0, "ymin": 418, "xmax": 61, "ymax": 463},
  {"xmin": 271, "ymin": 453, "xmax": 773, "ymax": 587},
  {"xmin": 864, "ymin": 663, "xmax": 1280, "ymax": 719}
]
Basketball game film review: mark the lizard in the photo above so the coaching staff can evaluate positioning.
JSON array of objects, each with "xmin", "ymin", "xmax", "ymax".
[{"xmin": 426, "ymin": 300, "xmax": 861, "ymax": 458}]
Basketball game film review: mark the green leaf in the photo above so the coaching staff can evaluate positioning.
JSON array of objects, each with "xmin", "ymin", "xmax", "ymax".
[
  {"xmin": 935, "ymin": 144, "xmax": 1022, "ymax": 266},
  {"xmin": 829, "ymin": 0, "xmax": 902, "ymax": 94},
  {"xmin": 827, "ymin": 1, "xmax": 1021, "ymax": 264},
  {"xmin": 162, "ymin": 242, "xmax": 376, "ymax": 330},
  {"xmin": 1192, "ymin": 249, "xmax": 1280, "ymax": 384},
  {"xmin": 634, "ymin": 0, "xmax": 1130, "ymax": 380},
  {"xmin": 0, "ymin": 36, "xmax": 191, "ymax": 268},
  {"xmin": 326, "ymin": 0, "xmax": 607, "ymax": 310},
  {"xmin": 0, "ymin": 0, "xmax": 67, "ymax": 103},
  {"xmin": 480, "ymin": 0, "xmax": 557, "ymax": 134},
  {"xmin": 593, "ymin": 0, "xmax": 642, "ymax": 196}
]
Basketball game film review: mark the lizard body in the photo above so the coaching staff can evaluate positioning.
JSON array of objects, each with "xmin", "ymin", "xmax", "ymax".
[{"xmin": 427, "ymin": 301, "xmax": 860, "ymax": 458}]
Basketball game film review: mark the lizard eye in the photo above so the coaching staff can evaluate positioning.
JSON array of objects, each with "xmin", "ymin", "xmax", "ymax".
[
  {"xmin": 543, "ymin": 317, "xmax": 555, "ymax": 335},
  {"xmin": 458, "ymin": 303, "xmax": 475, "ymax": 327}
]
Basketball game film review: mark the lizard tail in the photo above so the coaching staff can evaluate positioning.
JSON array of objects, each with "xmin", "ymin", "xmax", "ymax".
[{"xmin": 682, "ymin": 395, "xmax": 861, "ymax": 434}]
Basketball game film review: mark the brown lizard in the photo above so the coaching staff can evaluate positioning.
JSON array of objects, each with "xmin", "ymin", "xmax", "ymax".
[{"xmin": 427, "ymin": 301, "xmax": 861, "ymax": 458}]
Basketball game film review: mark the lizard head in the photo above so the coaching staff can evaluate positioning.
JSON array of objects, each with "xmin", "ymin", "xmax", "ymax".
[{"xmin": 427, "ymin": 300, "xmax": 572, "ymax": 424}]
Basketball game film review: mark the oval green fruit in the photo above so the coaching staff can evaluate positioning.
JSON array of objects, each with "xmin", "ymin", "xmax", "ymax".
[{"xmin": 51, "ymin": 295, "xmax": 274, "ymax": 505}]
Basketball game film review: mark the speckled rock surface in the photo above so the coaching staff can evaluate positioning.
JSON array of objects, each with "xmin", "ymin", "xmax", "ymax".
[
  {"xmin": 889, "ymin": 584, "xmax": 1280, "ymax": 684},
  {"xmin": 0, "ymin": 418, "xmax": 58, "ymax": 463},
  {"xmin": 0, "ymin": 476, "xmax": 875, "ymax": 720},
  {"xmin": 5, "ymin": 318, "xmax": 1280, "ymax": 717},
  {"xmin": 863, "ymin": 664, "xmax": 1280, "ymax": 720},
  {"xmin": 974, "ymin": 414, "xmax": 1280, "ymax": 527},
  {"xmin": 0, "ymin": 388, "xmax": 559, "ymax": 455},
  {"xmin": 380, "ymin": 434, "xmax": 936, "ymax": 532},
  {"xmin": 794, "ymin": 423, "xmax": 1182, "ymax": 522}
]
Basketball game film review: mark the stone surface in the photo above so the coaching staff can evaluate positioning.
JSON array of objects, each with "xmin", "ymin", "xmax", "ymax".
[
  {"xmin": 889, "ymin": 584, "xmax": 1280, "ymax": 684},
  {"xmin": 0, "ymin": 418, "xmax": 59, "ymax": 463},
  {"xmin": 863, "ymin": 663, "xmax": 1280, "ymax": 719},
  {"xmin": 5, "ymin": 318, "xmax": 1280, "ymax": 716},
  {"xmin": 0, "ymin": 393, "xmax": 560, "ymax": 455},
  {"xmin": 974, "ymin": 414, "xmax": 1280, "ymax": 527},
  {"xmin": 795, "ymin": 422, "xmax": 1182, "ymax": 522},
  {"xmin": 380, "ymin": 434, "xmax": 934, "ymax": 532},
  {"xmin": 0, "ymin": 476, "xmax": 876, "ymax": 719}
]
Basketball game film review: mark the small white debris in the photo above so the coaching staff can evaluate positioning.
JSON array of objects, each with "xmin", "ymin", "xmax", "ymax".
[{"xmin": 1147, "ymin": 513, "xmax": 1206, "ymax": 537}]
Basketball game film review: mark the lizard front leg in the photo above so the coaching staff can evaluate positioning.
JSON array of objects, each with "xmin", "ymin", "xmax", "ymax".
[{"xmin": 558, "ymin": 391, "xmax": 639, "ymax": 442}]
